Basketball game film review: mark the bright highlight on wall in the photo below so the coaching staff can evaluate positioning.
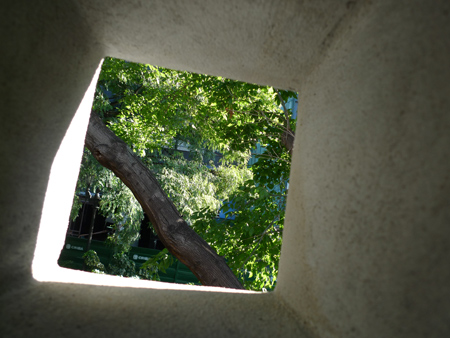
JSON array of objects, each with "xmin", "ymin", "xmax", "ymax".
[{"xmin": 31, "ymin": 61, "xmax": 103, "ymax": 284}]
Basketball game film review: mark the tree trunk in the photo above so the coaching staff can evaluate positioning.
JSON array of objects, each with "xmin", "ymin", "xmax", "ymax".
[{"xmin": 85, "ymin": 111, "xmax": 244, "ymax": 289}]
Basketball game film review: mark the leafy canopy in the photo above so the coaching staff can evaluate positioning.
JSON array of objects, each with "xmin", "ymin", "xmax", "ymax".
[{"xmin": 73, "ymin": 57, "xmax": 296, "ymax": 290}]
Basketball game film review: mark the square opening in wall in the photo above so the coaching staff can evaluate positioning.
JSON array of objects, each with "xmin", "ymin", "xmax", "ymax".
[{"xmin": 48, "ymin": 57, "xmax": 297, "ymax": 291}]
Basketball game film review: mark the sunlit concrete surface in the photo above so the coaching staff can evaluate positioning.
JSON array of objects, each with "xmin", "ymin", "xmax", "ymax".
[{"xmin": 1, "ymin": 0, "xmax": 449, "ymax": 337}]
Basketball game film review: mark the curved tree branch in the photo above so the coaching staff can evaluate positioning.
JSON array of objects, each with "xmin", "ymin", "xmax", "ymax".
[{"xmin": 85, "ymin": 111, "xmax": 244, "ymax": 289}]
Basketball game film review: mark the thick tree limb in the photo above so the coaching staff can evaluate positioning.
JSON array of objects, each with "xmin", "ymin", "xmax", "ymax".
[{"xmin": 85, "ymin": 111, "xmax": 244, "ymax": 289}]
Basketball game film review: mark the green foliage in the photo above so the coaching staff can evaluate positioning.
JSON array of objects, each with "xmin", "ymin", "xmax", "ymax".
[
  {"xmin": 81, "ymin": 249, "xmax": 176, "ymax": 282},
  {"xmin": 73, "ymin": 149, "xmax": 144, "ymax": 254},
  {"xmin": 189, "ymin": 89, "xmax": 294, "ymax": 290},
  {"xmin": 82, "ymin": 250, "xmax": 105, "ymax": 273},
  {"xmin": 107, "ymin": 252, "xmax": 136, "ymax": 277},
  {"xmin": 94, "ymin": 57, "xmax": 287, "ymax": 161},
  {"xmin": 146, "ymin": 154, "xmax": 252, "ymax": 225},
  {"xmin": 99, "ymin": 171, "xmax": 144, "ymax": 253},
  {"xmin": 73, "ymin": 56, "xmax": 296, "ymax": 290},
  {"xmin": 192, "ymin": 156, "xmax": 289, "ymax": 290},
  {"xmin": 139, "ymin": 248, "xmax": 175, "ymax": 281},
  {"xmin": 70, "ymin": 194, "xmax": 83, "ymax": 222}
]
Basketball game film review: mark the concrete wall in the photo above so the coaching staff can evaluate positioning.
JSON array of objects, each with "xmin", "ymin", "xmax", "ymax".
[{"xmin": 1, "ymin": 0, "xmax": 449, "ymax": 337}]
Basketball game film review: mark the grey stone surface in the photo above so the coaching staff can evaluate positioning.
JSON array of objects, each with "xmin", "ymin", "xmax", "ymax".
[
  {"xmin": 1, "ymin": 0, "xmax": 449, "ymax": 337},
  {"xmin": 277, "ymin": 1, "xmax": 450, "ymax": 337}
]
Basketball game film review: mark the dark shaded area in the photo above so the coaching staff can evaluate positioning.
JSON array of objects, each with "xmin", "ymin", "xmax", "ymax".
[
  {"xmin": 67, "ymin": 198, "xmax": 165, "ymax": 250},
  {"xmin": 138, "ymin": 214, "xmax": 166, "ymax": 250},
  {"xmin": 67, "ymin": 196, "xmax": 111, "ymax": 242}
]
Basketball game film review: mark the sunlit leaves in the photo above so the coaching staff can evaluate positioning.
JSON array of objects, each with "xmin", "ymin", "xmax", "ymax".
[
  {"xmin": 147, "ymin": 155, "xmax": 252, "ymax": 225},
  {"xmin": 76, "ymin": 56, "xmax": 297, "ymax": 289},
  {"xmin": 192, "ymin": 139, "xmax": 291, "ymax": 290},
  {"xmin": 95, "ymin": 57, "xmax": 294, "ymax": 161}
]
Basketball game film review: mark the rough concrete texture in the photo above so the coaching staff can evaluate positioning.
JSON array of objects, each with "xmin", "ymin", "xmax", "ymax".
[
  {"xmin": 277, "ymin": 1, "xmax": 450, "ymax": 337},
  {"xmin": 1, "ymin": 0, "xmax": 449, "ymax": 337}
]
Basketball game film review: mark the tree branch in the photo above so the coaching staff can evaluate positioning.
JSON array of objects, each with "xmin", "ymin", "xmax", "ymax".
[{"xmin": 85, "ymin": 111, "xmax": 244, "ymax": 289}]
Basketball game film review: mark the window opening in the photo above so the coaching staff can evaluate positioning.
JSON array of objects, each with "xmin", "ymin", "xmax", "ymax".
[{"xmin": 57, "ymin": 57, "xmax": 298, "ymax": 291}]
